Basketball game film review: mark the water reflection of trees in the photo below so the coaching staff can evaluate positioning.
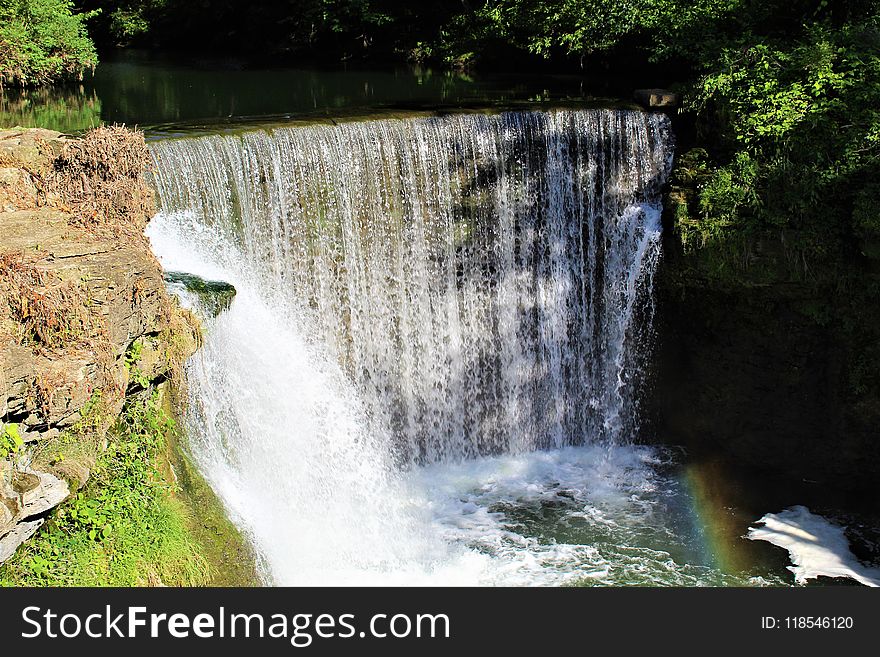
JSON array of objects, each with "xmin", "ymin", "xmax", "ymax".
[
  {"xmin": 0, "ymin": 86, "xmax": 102, "ymax": 134},
  {"xmin": 1, "ymin": 51, "xmax": 587, "ymax": 132}
]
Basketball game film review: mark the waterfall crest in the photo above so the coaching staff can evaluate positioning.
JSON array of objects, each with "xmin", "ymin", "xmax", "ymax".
[{"xmin": 151, "ymin": 110, "xmax": 672, "ymax": 464}]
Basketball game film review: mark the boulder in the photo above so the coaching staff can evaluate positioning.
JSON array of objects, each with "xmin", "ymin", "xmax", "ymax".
[
  {"xmin": 0, "ymin": 519, "xmax": 44, "ymax": 563},
  {"xmin": 0, "ymin": 468, "xmax": 68, "ymax": 563},
  {"xmin": 164, "ymin": 271, "xmax": 237, "ymax": 317},
  {"xmin": 634, "ymin": 89, "xmax": 679, "ymax": 109}
]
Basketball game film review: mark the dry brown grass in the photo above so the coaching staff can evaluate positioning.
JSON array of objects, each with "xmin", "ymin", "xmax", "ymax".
[
  {"xmin": 50, "ymin": 126, "xmax": 155, "ymax": 236},
  {"xmin": 29, "ymin": 370, "xmax": 68, "ymax": 419},
  {"xmin": 2, "ymin": 125, "xmax": 154, "ymax": 237},
  {"xmin": 0, "ymin": 252, "xmax": 95, "ymax": 351}
]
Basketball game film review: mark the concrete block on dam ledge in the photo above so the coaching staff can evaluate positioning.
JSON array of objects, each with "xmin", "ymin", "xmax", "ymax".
[{"xmin": 634, "ymin": 89, "xmax": 680, "ymax": 109}]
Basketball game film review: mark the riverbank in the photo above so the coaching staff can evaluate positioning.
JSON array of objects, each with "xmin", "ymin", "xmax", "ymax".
[{"xmin": 0, "ymin": 126, "xmax": 257, "ymax": 584}]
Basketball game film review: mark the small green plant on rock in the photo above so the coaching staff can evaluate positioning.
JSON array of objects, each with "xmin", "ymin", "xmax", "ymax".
[
  {"xmin": 0, "ymin": 423, "xmax": 23, "ymax": 460},
  {"xmin": 124, "ymin": 338, "xmax": 151, "ymax": 389},
  {"xmin": 0, "ymin": 391, "xmax": 209, "ymax": 587}
]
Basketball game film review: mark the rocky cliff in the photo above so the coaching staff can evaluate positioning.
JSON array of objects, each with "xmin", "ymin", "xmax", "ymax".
[
  {"xmin": 651, "ymin": 205, "xmax": 880, "ymax": 497},
  {"xmin": 0, "ymin": 127, "xmax": 199, "ymax": 563}
]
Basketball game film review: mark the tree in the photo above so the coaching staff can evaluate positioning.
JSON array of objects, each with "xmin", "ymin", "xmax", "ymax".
[{"xmin": 0, "ymin": 0, "xmax": 98, "ymax": 86}]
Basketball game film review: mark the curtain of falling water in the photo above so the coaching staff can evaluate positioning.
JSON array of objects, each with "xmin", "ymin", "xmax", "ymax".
[{"xmin": 150, "ymin": 109, "xmax": 673, "ymax": 465}]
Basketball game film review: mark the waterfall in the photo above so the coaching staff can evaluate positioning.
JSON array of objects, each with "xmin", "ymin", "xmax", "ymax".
[{"xmin": 147, "ymin": 109, "xmax": 675, "ymax": 585}]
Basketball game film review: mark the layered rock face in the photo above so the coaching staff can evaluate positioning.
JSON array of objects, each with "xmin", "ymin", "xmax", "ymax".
[{"xmin": 0, "ymin": 127, "xmax": 198, "ymax": 562}]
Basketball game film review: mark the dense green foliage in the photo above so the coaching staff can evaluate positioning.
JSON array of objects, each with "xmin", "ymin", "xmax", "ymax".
[
  {"xmin": 76, "ymin": 0, "xmax": 446, "ymax": 58},
  {"xmin": 0, "ymin": 0, "xmax": 98, "ymax": 86},
  {"xmin": 0, "ymin": 392, "xmax": 210, "ymax": 586},
  {"xmin": 665, "ymin": 3, "xmax": 877, "ymax": 259}
]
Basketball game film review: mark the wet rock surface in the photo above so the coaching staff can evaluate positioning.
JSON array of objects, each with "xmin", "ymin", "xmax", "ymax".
[{"xmin": 164, "ymin": 271, "xmax": 237, "ymax": 317}]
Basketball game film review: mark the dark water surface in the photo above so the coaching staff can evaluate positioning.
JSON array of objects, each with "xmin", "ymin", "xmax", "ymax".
[{"xmin": 0, "ymin": 50, "xmax": 604, "ymax": 134}]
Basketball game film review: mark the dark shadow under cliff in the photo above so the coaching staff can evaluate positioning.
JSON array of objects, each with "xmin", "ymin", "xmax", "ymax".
[{"xmin": 649, "ymin": 221, "xmax": 880, "ymax": 502}]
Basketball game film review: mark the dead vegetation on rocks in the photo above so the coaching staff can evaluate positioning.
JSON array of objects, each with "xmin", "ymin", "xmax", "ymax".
[
  {"xmin": 0, "ymin": 251, "xmax": 99, "ymax": 352},
  {"xmin": 0, "ymin": 125, "xmax": 205, "ymax": 568},
  {"xmin": 50, "ymin": 126, "xmax": 155, "ymax": 235},
  {"xmin": 1, "ymin": 125, "xmax": 197, "ymax": 452},
  {"xmin": 0, "ymin": 125, "xmax": 155, "ymax": 237}
]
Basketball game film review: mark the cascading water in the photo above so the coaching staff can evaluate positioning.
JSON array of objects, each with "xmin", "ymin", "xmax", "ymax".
[{"xmin": 145, "ymin": 109, "xmax": 725, "ymax": 586}]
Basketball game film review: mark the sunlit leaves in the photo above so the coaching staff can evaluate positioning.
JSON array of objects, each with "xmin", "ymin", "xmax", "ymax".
[{"xmin": 0, "ymin": 0, "xmax": 98, "ymax": 86}]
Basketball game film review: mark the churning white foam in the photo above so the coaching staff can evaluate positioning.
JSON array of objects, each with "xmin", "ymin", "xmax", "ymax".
[
  {"xmin": 406, "ymin": 445, "xmax": 669, "ymax": 586},
  {"xmin": 748, "ymin": 506, "xmax": 880, "ymax": 587}
]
